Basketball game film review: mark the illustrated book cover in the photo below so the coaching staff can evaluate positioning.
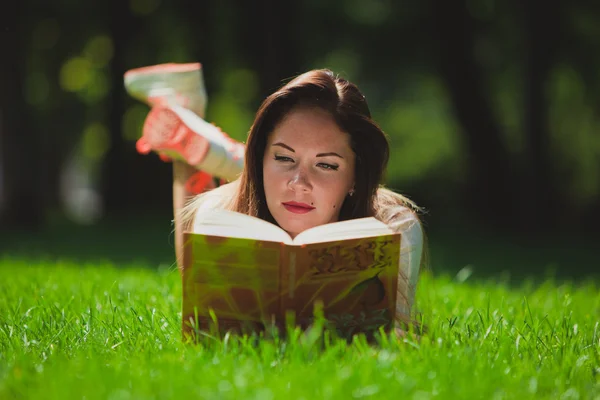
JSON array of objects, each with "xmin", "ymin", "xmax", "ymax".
[{"xmin": 182, "ymin": 209, "xmax": 401, "ymax": 339}]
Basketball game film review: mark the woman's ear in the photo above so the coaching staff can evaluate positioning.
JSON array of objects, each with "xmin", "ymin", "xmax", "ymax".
[{"xmin": 348, "ymin": 182, "xmax": 356, "ymax": 197}]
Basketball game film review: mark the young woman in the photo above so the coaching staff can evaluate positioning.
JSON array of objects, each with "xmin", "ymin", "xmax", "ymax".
[{"xmin": 125, "ymin": 64, "xmax": 426, "ymax": 329}]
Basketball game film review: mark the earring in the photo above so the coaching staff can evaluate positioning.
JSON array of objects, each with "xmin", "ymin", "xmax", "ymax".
[{"xmin": 348, "ymin": 189, "xmax": 355, "ymax": 197}]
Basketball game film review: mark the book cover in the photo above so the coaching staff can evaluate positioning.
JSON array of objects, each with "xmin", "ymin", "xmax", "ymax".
[{"xmin": 182, "ymin": 231, "xmax": 400, "ymax": 339}]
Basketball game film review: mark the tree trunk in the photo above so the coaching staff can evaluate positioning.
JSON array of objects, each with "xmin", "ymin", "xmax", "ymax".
[
  {"xmin": 183, "ymin": 0, "xmax": 215, "ymax": 92},
  {"xmin": 430, "ymin": 0, "xmax": 516, "ymax": 229},
  {"xmin": 0, "ymin": 1, "xmax": 44, "ymax": 231},
  {"xmin": 236, "ymin": 0, "xmax": 300, "ymax": 98},
  {"xmin": 103, "ymin": 0, "xmax": 136, "ymax": 213},
  {"xmin": 520, "ymin": 0, "xmax": 564, "ymax": 230}
]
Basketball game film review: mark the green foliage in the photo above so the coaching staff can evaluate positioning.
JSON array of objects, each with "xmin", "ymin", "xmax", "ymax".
[
  {"xmin": 14, "ymin": 0, "xmax": 600, "ymax": 228},
  {"xmin": 0, "ymin": 259, "xmax": 598, "ymax": 398},
  {"xmin": 376, "ymin": 76, "xmax": 464, "ymax": 183},
  {"xmin": 206, "ymin": 68, "xmax": 260, "ymax": 142},
  {"xmin": 547, "ymin": 65, "xmax": 600, "ymax": 208}
]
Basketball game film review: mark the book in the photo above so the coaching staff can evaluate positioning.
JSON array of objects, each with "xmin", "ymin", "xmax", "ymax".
[{"xmin": 182, "ymin": 209, "xmax": 401, "ymax": 340}]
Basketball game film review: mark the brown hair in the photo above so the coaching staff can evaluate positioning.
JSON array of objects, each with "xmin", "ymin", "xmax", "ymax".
[{"xmin": 231, "ymin": 69, "xmax": 390, "ymax": 223}]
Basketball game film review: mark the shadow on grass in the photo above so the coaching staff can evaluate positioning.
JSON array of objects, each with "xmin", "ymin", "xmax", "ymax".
[
  {"xmin": 0, "ymin": 211, "xmax": 177, "ymax": 269},
  {"xmin": 427, "ymin": 222, "xmax": 600, "ymax": 284},
  {"xmin": 1, "ymin": 211, "xmax": 598, "ymax": 284}
]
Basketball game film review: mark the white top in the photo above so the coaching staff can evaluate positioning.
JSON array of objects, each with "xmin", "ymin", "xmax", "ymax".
[
  {"xmin": 383, "ymin": 206, "xmax": 423, "ymax": 317},
  {"xmin": 191, "ymin": 183, "xmax": 424, "ymax": 318}
]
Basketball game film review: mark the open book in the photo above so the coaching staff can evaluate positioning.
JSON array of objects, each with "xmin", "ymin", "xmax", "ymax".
[{"xmin": 182, "ymin": 209, "xmax": 401, "ymax": 340}]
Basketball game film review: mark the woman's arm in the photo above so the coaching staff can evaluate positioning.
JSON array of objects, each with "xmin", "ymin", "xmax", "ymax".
[
  {"xmin": 374, "ymin": 188, "xmax": 426, "ymax": 326},
  {"xmin": 387, "ymin": 208, "xmax": 424, "ymax": 319}
]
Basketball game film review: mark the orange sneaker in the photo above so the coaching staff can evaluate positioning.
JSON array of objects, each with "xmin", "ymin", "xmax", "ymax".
[{"xmin": 138, "ymin": 105, "xmax": 245, "ymax": 182}]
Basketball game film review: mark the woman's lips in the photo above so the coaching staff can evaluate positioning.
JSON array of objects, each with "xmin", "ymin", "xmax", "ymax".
[{"xmin": 282, "ymin": 201, "xmax": 315, "ymax": 214}]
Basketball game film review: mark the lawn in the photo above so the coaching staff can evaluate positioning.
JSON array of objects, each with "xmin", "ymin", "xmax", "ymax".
[{"xmin": 1, "ymin": 256, "xmax": 598, "ymax": 399}]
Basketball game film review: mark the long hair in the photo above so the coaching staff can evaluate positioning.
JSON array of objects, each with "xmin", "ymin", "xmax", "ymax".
[{"xmin": 232, "ymin": 69, "xmax": 390, "ymax": 223}]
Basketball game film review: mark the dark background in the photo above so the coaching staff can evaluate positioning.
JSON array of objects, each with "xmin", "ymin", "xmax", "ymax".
[{"xmin": 1, "ymin": 0, "xmax": 598, "ymax": 281}]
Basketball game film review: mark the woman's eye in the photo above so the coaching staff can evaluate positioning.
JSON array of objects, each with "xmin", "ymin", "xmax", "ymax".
[
  {"xmin": 274, "ymin": 155, "xmax": 293, "ymax": 163},
  {"xmin": 317, "ymin": 163, "xmax": 339, "ymax": 171}
]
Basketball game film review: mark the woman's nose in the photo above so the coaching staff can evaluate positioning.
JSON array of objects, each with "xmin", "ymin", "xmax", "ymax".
[{"xmin": 287, "ymin": 169, "xmax": 312, "ymax": 193}]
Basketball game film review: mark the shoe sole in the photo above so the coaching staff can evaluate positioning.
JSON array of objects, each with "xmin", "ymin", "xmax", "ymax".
[
  {"xmin": 124, "ymin": 63, "xmax": 202, "ymax": 79},
  {"xmin": 124, "ymin": 63, "xmax": 206, "ymax": 115}
]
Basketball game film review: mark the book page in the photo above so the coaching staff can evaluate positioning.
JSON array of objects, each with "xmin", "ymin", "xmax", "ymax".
[
  {"xmin": 292, "ymin": 217, "xmax": 393, "ymax": 245},
  {"xmin": 280, "ymin": 234, "xmax": 401, "ymax": 339},
  {"xmin": 193, "ymin": 209, "xmax": 293, "ymax": 244},
  {"xmin": 182, "ymin": 233, "xmax": 283, "ymax": 335}
]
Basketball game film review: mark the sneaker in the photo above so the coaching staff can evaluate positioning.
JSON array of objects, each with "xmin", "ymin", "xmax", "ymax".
[
  {"xmin": 124, "ymin": 63, "xmax": 208, "ymax": 118},
  {"xmin": 138, "ymin": 104, "xmax": 245, "ymax": 182}
]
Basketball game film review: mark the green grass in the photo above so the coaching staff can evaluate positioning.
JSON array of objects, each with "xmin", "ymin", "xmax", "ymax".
[{"xmin": 0, "ymin": 260, "xmax": 599, "ymax": 399}]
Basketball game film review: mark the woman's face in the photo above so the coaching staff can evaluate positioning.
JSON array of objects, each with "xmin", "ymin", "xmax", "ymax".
[{"xmin": 263, "ymin": 107, "xmax": 356, "ymax": 238}]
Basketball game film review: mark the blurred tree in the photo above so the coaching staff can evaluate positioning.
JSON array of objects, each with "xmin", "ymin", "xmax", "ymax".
[
  {"xmin": 181, "ymin": 0, "xmax": 215, "ymax": 92},
  {"xmin": 520, "ymin": 0, "xmax": 565, "ymax": 230},
  {"xmin": 0, "ymin": 1, "xmax": 44, "ymax": 230},
  {"xmin": 556, "ymin": 0, "xmax": 600, "ymax": 232},
  {"xmin": 103, "ymin": 0, "xmax": 138, "ymax": 213},
  {"xmin": 235, "ymin": 0, "xmax": 301, "ymax": 98},
  {"xmin": 429, "ymin": 0, "xmax": 516, "ymax": 229},
  {"xmin": 5, "ymin": 0, "xmax": 600, "ymax": 235}
]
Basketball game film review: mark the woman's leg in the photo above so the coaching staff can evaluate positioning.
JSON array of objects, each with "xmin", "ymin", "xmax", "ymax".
[
  {"xmin": 139, "ymin": 105, "xmax": 244, "ymax": 270},
  {"xmin": 124, "ymin": 63, "xmax": 244, "ymax": 270},
  {"xmin": 172, "ymin": 161, "xmax": 208, "ymax": 270}
]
